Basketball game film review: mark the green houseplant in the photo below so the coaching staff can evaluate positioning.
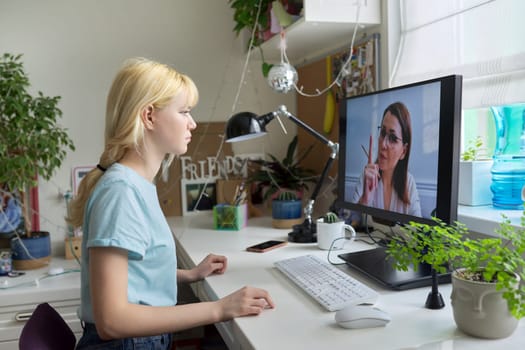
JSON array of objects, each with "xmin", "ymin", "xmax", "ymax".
[
  {"xmin": 228, "ymin": 0, "xmax": 301, "ymax": 77},
  {"xmin": 0, "ymin": 53, "xmax": 75, "ymax": 269},
  {"xmin": 461, "ymin": 135, "xmax": 486, "ymax": 161},
  {"xmin": 386, "ymin": 215, "xmax": 525, "ymax": 338},
  {"xmin": 229, "ymin": 0, "xmax": 273, "ymax": 76},
  {"xmin": 248, "ymin": 135, "xmax": 316, "ymax": 204},
  {"xmin": 321, "ymin": 211, "xmax": 339, "ymax": 224}
]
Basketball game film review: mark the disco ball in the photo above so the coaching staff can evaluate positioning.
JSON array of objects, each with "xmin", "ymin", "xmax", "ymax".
[{"xmin": 267, "ymin": 63, "xmax": 298, "ymax": 93}]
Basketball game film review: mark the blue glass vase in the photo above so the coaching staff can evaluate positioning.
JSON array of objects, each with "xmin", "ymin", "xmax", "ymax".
[{"xmin": 490, "ymin": 104, "xmax": 525, "ymax": 209}]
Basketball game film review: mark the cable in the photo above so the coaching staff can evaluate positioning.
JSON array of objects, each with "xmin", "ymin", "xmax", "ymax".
[
  {"xmin": 327, "ymin": 236, "xmax": 351, "ymax": 266},
  {"xmin": 0, "ymin": 268, "xmax": 80, "ymax": 290},
  {"xmin": 289, "ymin": 1, "xmax": 363, "ymax": 98},
  {"xmin": 189, "ymin": 0, "xmax": 266, "ymax": 214}
]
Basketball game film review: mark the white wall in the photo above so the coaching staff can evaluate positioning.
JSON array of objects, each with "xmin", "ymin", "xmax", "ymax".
[{"xmin": 0, "ymin": 0, "xmax": 296, "ymax": 254}]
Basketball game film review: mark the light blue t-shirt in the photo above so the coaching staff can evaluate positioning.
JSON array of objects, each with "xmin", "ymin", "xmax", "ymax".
[{"xmin": 79, "ymin": 163, "xmax": 177, "ymax": 323}]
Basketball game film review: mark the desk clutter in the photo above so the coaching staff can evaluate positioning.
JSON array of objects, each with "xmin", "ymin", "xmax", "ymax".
[
  {"xmin": 213, "ymin": 182, "xmax": 248, "ymax": 230},
  {"xmin": 213, "ymin": 203, "xmax": 247, "ymax": 231}
]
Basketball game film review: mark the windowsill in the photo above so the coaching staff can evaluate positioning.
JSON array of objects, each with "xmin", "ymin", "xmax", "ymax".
[{"xmin": 458, "ymin": 204, "xmax": 523, "ymax": 237}]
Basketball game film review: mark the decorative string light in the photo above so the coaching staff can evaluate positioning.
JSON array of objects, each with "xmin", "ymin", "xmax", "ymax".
[{"xmin": 267, "ymin": 1, "xmax": 363, "ymax": 97}]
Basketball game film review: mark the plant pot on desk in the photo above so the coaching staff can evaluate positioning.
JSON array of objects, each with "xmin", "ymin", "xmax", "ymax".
[
  {"xmin": 10, "ymin": 231, "xmax": 51, "ymax": 270},
  {"xmin": 271, "ymin": 199, "xmax": 303, "ymax": 229},
  {"xmin": 458, "ymin": 160, "xmax": 493, "ymax": 206},
  {"xmin": 451, "ymin": 269, "xmax": 520, "ymax": 339}
]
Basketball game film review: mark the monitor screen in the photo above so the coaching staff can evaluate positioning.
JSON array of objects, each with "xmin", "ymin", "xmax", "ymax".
[
  {"xmin": 336, "ymin": 75, "xmax": 462, "ymax": 227},
  {"xmin": 336, "ymin": 75, "xmax": 462, "ymax": 290}
]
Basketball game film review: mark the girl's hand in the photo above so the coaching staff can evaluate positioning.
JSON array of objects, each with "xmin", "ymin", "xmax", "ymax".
[
  {"xmin": 192, "ymin": 253, "xmax": 228, "ymax": 281},
  {"xmin": 216, "ymin": 286, "xmax": 275, "ymax": 320}
]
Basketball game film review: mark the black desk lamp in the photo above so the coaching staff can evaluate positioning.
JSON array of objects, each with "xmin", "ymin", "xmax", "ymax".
[{"xmin": 225, "ymin": 105, "xmax": 339, "ymax": 243}]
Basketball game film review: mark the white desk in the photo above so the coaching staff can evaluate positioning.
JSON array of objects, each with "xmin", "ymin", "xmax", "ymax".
[
  {"xmin": 167, "ymin": 215, "xmax": 525, "ymax": 350},
  {"xmin": 0, "ymin": 258, "xmax": 81, "ymax": 349}
]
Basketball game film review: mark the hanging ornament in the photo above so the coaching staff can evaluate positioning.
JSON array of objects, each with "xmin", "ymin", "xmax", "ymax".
[
  {"xmin": 267, "ymin": 62, "xmax": 298, "ymax": 93},
  {"xmin": 267, "ymin": 30, "xmax": 297, "ymax": 94}
]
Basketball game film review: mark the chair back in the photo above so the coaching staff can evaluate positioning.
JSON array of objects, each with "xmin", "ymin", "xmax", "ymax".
[{"xmin": 19, "ymin": 302, "xmax": 76, "ymax": 350}]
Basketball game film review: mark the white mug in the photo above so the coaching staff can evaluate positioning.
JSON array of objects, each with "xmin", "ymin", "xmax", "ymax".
[{"xmin": 316, "ymin": 218, "xmax": 356, "ymax": 250}]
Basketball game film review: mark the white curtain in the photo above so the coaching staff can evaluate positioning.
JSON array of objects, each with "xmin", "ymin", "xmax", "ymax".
[{"xmin": 390, "ymin": 0, "xmax": 525, "ymax": 108}]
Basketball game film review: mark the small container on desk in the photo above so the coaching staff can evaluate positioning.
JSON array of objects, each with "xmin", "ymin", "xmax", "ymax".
[
  {"xmin": 65, "ymin": 236, "xmax": 82, "ymax": 260},
  {"xmin": 213, "ymin": 203, "xmax": 247, "ymax": 231}
]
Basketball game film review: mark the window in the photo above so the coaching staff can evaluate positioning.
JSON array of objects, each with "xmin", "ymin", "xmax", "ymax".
[{"xmin": 390, "ymin": 0, "xmax": 525, "ymax": 109}]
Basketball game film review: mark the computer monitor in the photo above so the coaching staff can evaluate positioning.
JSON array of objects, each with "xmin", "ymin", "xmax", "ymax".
[{"xmin": 336, "ymin": 75, "xmax": 462, "ymax": 290}]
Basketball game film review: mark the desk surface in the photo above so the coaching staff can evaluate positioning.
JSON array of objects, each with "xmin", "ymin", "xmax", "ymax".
[
  {"xmin": 0, "ymin": 257, "xmax": 80, "ymax": 307},
  {"xmin": 167, "ymin": 215, "xmax": 524, "ymax": 350}
]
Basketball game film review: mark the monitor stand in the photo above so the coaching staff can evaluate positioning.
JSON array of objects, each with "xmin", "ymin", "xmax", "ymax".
[{"xmin": 338, "ymin": 246, "xmax": 451, "ymax": 290}]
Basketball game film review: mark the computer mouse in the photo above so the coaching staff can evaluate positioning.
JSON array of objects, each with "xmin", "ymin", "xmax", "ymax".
[
  {"xmin": 47, "ymin": 267, "xmax": 65, "ymax": 276},
  {"xmin": 335, "ymin": 304, "xmax": 391, "ymax": 329}
]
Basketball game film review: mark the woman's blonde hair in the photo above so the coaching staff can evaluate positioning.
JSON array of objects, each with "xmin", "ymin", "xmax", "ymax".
[{"xmin": 67, "ymin": 58, "xmax": 198, "ymax": 228}]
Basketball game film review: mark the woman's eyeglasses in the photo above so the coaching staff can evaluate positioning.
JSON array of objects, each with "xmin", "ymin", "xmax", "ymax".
[{"xmin": 378, "ymin": 126, "xmax": 403, "ymax": 146}]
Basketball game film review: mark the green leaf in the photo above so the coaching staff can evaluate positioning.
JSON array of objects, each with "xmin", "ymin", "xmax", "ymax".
[
  {"xmin": 262, "ymin": 62, "xmax": 273, "ymax": 78},
  {"xmin": 0, "ymin": 52, "xmax": 75, "ymax": 209}
]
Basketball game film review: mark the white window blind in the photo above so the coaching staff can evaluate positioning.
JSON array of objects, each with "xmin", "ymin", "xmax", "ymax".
[{"xmin": 390, "ymin": 0, "xmax": 525, "ymax": 108}]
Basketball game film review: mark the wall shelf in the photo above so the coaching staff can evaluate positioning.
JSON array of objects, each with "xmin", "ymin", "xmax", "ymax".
[{"xmin": 260, "ymin": 0, "xmax": 381, "ymax": 65}]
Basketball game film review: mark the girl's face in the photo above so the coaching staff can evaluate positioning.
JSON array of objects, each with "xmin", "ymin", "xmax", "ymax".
[
  {"xmin": 149, "ymin": 91, "xmax": 197, "ymax": 156},
  {"xmin": 377, "ymin": 111, "xmax": 407, "ymax": 172}
]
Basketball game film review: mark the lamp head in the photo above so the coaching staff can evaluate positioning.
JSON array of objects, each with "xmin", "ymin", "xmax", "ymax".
[{"xmin": 225, "ymin": 111, "xmax": 275, "ymax": 143}]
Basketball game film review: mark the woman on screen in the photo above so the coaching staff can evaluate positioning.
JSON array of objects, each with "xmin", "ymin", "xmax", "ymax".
[{"xmin": 353, "ymin": 102, "xmax": 421, "ymax": 216}]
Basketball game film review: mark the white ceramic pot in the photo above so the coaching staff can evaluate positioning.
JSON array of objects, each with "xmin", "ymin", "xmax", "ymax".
[
  {"xmin": 458, "ymin": 160, "xmax": 493, "ymax": 206},
  {"xmin": 451, "ymin": 269, "xmax": 519, "ymax": 339},
  {"xmin": 316, "ymin": 219, "xmax": 355, "ymax": 250}
]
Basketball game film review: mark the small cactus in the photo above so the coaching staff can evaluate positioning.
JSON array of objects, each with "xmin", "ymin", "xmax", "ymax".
[
  {"xmin": 323, "ymin": 211, "xmax": 339, "ymax": 224},
  {"xmin": 277, "ymin": 191, "xmax": 298, "ymax": 201}
]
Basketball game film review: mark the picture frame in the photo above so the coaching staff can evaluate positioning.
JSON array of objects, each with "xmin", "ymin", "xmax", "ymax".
[
  {"xmin": 0, "ymin": 182, "xmax": 42, "ymax": 234},
  {"xmin": 0, "ymin": 186, "xmax": 24, "ymax": 235},
  {"xmin": 72, "ymin": 166, "xmax": 95, "ymax": 195},
  {"xmin": 180, "ymin": 179, "xmax": 217, "ymax": 216}
]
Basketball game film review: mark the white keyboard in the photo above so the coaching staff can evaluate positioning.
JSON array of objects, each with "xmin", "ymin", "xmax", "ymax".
[{"xmin": 274, "ymin": 254, "xmax": 379, "ymax": 312}]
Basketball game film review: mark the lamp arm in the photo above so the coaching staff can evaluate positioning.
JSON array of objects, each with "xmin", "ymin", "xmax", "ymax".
[
  {"xmin": 303, "ymin": 155, "xmax": 336, "ymax": 223},
  {"xmin": 276, "ymin": 105, "xmax": 339, "ymax": 158},
  {"xmin": 274, "ymin": 105, "xmax": 340, "ymax": 241},
  {"xmin": 277, "ymin": 105, "xmax": 331, "ymax": 146}
]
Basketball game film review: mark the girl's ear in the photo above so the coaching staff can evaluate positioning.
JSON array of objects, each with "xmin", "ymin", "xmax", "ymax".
[{"xmin": 141, "ymin": 105, "xmax": 155, "ymax": 130}]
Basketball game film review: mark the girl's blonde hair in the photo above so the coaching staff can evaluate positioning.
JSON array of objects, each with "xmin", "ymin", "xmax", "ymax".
[{"xmin": 67, "ymin": 58, "xmax": 198, "ymax": 228}]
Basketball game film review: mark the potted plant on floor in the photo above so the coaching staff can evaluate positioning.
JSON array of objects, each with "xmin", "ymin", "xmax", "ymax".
[
  {"xmin": 0, "ymin": 53, "xmax": 75, "ymax": 269},
  {"xmin": 386, "ymin": 215, "xmax": 525, "ymax": 339}
]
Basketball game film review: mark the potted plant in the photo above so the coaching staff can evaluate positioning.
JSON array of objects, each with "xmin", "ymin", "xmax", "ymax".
[
  {"xmin": 0, "ymin": 53, "xmax": 75, "ymax": 269},
  {"xmin": 229, "ymin": 0, "xmax": 273, "ymax": 77},
  {"xmin": 459, "ymin": 135, "xmax": 493, "ymax": 206},
  {"xmin": 386, "ymin": 215, "xmax": 525, "ymax": 339},
  {"xmin": 228, "ymin": 0, "xmax": 301, "ymax": 77},
  {"xmin": 248, "ymin": 135, "xmax": 316, "ymax": 205},
  {"xmin": 316, "ymin": 212, "xmax": 355, "ymax": 250},
  {"xmin": 271, "ymin": 190, "xmax": 302, "ymax": 229}
]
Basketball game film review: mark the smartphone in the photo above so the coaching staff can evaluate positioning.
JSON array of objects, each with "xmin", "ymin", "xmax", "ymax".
[{"xmin": 246, "ymin": 240, "xmax": 287, "ymax": 253}]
